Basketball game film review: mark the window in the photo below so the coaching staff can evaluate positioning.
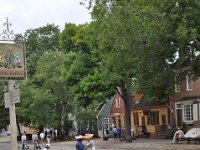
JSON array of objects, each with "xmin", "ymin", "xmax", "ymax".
[
  {"xmin": 135, "ymin": 94, "xmax": 139, "ymax": 103},
  {"xmin": 112, "ymin": 117, "xmax": 116, "ymax": 127},
  {"xmin": 186, "ymin": 75, "xmax": 193, "ymax": 91},
  {"xmin": 147, "ymin": 111, "xmax": 159, "ymax": 125},
  {"xmin": 175, "ymin": 102, "xmax": 197, "ymax": 124},
  {"xmin": 175, "ymin": 76, "xmax": 180, "ymax": 92},
  {"xmin": 183, "ymin": 104, "xmax": 193, "ymax": 122},
  {"xmin": 104, "ymin": 118, "xmax": 110, "ymax": 129},
  {"xmin": 133, "ymin": 113, "xmax": 139, "ymax": 126},
  {"xmin": 116, "ymin": 98, "xmax": 120, "ymax": 108}
]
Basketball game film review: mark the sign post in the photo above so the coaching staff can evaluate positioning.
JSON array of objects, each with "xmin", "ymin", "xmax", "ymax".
[
  {"xmin": 0, "ymin": 18, "xmax": 25, "ymax": 150},
  {"xmin": 8, "ymin": 80, "xmax": 18, "ymax": 150}
]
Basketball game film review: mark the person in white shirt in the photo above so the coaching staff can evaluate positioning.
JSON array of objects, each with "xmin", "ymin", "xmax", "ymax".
[
  {"xmin": 40, "ymin": 131, "xmax": 45, "ymax": 143},
  {"xmin": 84, "ymin": 134, "xmax": 96, "ymax": 150},
  {"xmin": 32, "ymin": 131, "xmax": 39, "ymax": 148},
  {"xmin": 21, "ymin": 132, "xmax": 27, "ymax": 149}
]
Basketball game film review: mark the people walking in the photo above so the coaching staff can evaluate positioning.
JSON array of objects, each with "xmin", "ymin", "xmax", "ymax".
[
  {"xmin": 40, "ymin": 131, "xmax": 45, "ymax": 149},
  {"xmin": 113, "ymin": 127, "xmax": 118, "ymax": 140},
  {"xmin": 21, "ymin": 132, "xmax": 27, "ymax": 149},
  {"xmin": 46, "ymin": 131, "xmax": 51, "ymax": 145},
  {"xmin": 117, "ymin": 127, "xmax": 121, "ymax": 140},
  {"xmin": 40, "ymin": 131, "xmax": 45, "ymax": 143},
  {"xmin": 84, "ymin": 134, "xmax": 96, "ymax": 150},
  {"xmin": 32, "ymin": 131, "xmax": 39, "ymax": 149},
  {"xmin": 75, "ymin": 135, "xmax": 85, "ymax": 150}
]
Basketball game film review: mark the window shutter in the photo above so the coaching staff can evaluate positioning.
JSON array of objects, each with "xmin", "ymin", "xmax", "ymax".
[{"xmin": 193, "ymin": 104, "xmax": 198, "ymax": 121}]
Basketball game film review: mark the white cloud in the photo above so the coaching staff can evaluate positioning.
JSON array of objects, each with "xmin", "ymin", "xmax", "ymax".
[{"xmin": 0, "ymin": 0, "xmax": 91, "ymax": 34}]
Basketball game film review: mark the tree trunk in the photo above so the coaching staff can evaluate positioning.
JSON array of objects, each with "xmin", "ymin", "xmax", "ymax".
[
  {"xmin": 118, "ymin": 82, "xmax": 133, "ymax": 143},
  {"xmin": 57, "ymin": 121, "xmax": 64, "ymax": 141},
  {"xmin": 124, "ymin": 96, "xmax": 133, "ymax": 142}
]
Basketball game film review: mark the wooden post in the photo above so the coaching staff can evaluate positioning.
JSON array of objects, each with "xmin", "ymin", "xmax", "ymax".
[{"xmin": 8, "ymin": 80, "xmax": 18, "ymax": 150}]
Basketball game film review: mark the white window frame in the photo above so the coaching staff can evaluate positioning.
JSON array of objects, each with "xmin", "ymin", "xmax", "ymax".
[
  {"xmin": 186, "ymin": 75, "xmax": 193, "ymax": 91},
  {"xmin": 116, "ymin": 98, "xmax": 120, "ymax": 108},
  {"xmin": 175, "ymin": 101, "xmax": 197, "ymax": 124},
  {"xmin": 175, "ymin": 76, "xmax": 181, "ymax": 92},
  {"xmin": 183, "ymin": 103, "xmax": 193, "ymax": 123},
  {"xmin": 103, "ymin": 118, "xmax": 110, "ymax": 129},
  {"xmin": 175, "ymin": 100, "xmax": 199, "ymax": 124}
]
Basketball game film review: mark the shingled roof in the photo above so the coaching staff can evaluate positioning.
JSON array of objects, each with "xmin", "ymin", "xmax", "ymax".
[{"xmin": 130, "ymin": 95, "xmax": 165, "ymax": 109}]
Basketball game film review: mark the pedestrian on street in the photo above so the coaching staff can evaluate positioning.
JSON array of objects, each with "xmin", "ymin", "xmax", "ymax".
[
  {"xmin": 40, "ymin": 131, "xmax": 45, "ymax": 143},
  {"xmin": 21, "ymin": 132, "xmax": 27, "ymax": 149},
  {"xmin": 46, "ymin": 131, "xmax": 51, "ymax": 145},
  {"xmin": 84, "ymin": 134, "xmax": 96, "ymax": 150},
  {"xmin": 40, "ymin": 131, "xmax": 45, "ymax": 149},
  {"xmin": 172, "ymin": 127, "xmax": 184, "ymax": 144},
  {"xmin": 32, "ymin": 131, "xmax": 39, "ymax": 149},
  {"xmin": 113, "ymin": 127, "xmax": 118, "ymax": 140},
  {"xmin": 117, "ymin": 127, "xmax": 121, "ymax": 140},
  {"xmin": 75, "ymin": 135, "xmax": 85, "ymax": 150}
]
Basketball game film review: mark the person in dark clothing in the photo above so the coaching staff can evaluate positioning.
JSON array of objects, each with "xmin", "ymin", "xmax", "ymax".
[
  {"xmin": 44, "ymin": 130, "xmax": 47, "ymax": 139},
  {"xmin": 117, "ymin": 128, "xmax": 121, "ymax": 140},
  {"xmin": 106, "ymin": 128, "xmax": 110, "ymax": 135},
  {"xmin": 75, "ymin": 135, "xmax": 84, "ymax": 150}
]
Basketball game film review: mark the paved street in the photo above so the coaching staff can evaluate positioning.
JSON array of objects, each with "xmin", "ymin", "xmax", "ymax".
[{"xmin": 1, "ymin": 137, "xmax": 200, "ymax": 150}]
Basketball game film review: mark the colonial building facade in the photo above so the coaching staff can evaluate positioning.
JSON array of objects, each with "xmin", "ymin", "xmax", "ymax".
[
  {"xmin": 130, "ymin": 92, "xmax": 169, "ymax": 137},
  {"xmin": 169, "ymin": 75, "xmax": 200, "ymax": 131}
]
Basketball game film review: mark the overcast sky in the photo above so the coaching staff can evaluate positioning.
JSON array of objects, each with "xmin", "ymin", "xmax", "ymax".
[{"xmin": 0, "ymin": 0, "xmax": 91, "ymax": 34}]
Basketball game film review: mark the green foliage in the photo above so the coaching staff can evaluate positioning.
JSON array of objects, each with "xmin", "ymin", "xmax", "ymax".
[
  {"xmin": 17, "ymin": 52, "xmax": 74, "ymax": 132},
  {"xmin": 61, "ymin": 23, "xmax": 115, "ymax": 109},
  {"xmin": 0, "ymin": 85, "xmax": 9, "ymax": 129},
  {"xmin": 12, "ymin": 0, "xmax": 200, "ymax": 142},
  {"xmin": 76, "ymin": 110, "xmax": 97, "ymax": 125},
  {"xmin": 24, "ymin": 24, "xmax": 61, "ymax": 76}
]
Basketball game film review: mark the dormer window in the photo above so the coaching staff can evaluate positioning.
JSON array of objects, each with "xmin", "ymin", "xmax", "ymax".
[
  {"xmin": 116, "ymin": 98, "xmax": 120, "ymax": 108},
  {"xmin": 186, "ymin": 75, "xmax": 193, "ymax": 91},
  {"xmin": 175, "ymin": 76, "xmax": 180, "ymax": 92},
  {"xmin": 135, "ymin": 94, "xmax": 139, "ymax": 103}
]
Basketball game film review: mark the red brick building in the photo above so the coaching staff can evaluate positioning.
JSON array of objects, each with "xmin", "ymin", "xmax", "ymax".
[
  {"xmin": 169, "ymin": 75, "xmax": 200, "ymax": 131},
  {"xmin": 110, "ymin": 92, "xmax": 125, "ymax": 128}
]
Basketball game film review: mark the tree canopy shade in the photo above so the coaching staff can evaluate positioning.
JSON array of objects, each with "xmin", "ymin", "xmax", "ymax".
[
  {"xmin": 131, "ymin": 0, "xmax": 200, "ymax": 100},
  {"xmin": 87, "ymin": 0, "xmax": 200, "ymax": 142},
  {"xmin": 88, "ymin": 0, "xmax": 141, "ymax": 142}
]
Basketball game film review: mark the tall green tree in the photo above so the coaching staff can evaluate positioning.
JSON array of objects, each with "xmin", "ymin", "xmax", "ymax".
[
  {"xmin": 88, "ymin": 0, "xmax": 200, "ymax": 142},
  {"xmin": 61, "ymin": 22, "xmax": 115, "ymax": 109},
  {"xmin": 87, "ymin": 0, "xmax": 141, "ymax": 142},
  {"xmin": 24, "ymin": 24, "xmax": 61, "ymax": 76},
  {"xmin": 60, "ymin": 23, "xmax": 115, "ymax": 134},
  {"xmin": 133, "ymin": 0, "xmax": 200, "ymax": 100},
  {"xmin": 18, "ymin": 52, "xmax": 74, "ymax": 140}
]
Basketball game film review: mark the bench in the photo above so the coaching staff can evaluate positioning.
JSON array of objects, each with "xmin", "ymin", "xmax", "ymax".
[{"xmin": 177, "ymin": 137, "xmax": 200, "ymax": 144}]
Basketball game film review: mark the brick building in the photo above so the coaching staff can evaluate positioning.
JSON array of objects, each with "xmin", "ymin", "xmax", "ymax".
[{"xmin": 169, "ymin": 75, "xmax": 200, "ymax": 131}]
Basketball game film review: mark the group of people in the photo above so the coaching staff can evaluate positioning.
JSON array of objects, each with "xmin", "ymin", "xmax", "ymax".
[
  {"xmin": 75, "ymin": 133, "xmax": 96, "ymax": 150},
  {"xmin": 21, "ymin": 131, "xmax": 51, "ymax": 150},
  {"xmin": 112, "ymin": 126, "xmax": 125, "ymax": 140}
]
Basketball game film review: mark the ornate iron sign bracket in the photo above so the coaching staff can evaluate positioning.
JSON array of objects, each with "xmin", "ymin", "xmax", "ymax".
[{"xmin": 0, "ymin": 17, "xmax": 15, "ymax": 41}]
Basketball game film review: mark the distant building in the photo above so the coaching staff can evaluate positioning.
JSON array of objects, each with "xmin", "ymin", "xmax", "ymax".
[
  {"xmin": 130, "ymin": 92, "xmax": 169, "ymax": 137},
  {"xmin": 169, "ymin": 75, "xmax": 200, "ymax": 131},
  {"xmin": 96, "ymin": 98, "xmax": 113, "ymax": 138}
]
